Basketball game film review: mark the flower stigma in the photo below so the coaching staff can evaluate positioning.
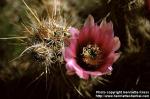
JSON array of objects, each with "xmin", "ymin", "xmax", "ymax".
[{"xmin": 82, "ymin": 44, "xmax": 103, "ymax": 67}]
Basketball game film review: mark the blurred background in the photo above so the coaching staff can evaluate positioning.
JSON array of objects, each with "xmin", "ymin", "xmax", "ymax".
[{"xmin": 0, "ymin": 0, "xmax": 150, "ymax": 99}]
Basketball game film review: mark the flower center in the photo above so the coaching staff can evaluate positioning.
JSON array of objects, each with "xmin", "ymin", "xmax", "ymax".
[{"xmin": 82, "ymin": 44, "xmax": 103, "ymax": 66}]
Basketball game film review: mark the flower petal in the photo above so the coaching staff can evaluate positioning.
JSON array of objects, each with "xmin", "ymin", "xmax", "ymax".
[
  {"xmin": 99, "ymin": 19, "xmax": 114, "ymax": 42},
  {"xmin": 84, "ymin": 15, "xmax": 94, "ymax": 27},
  {"xmin": 78, "ymin": 15, "xmax": 95, "ymax": 45},
  {"xmin": 113, "ymin": 52, "xmax": 121, "ymax": 62},
  {"xmin": 69, "ymin": 27, "xmax": 79, "ymax": 38},
  {"xmin": 97, "ymin": 52, "xmax": 115, "ymax": 73},
  {"xmin": 64, "ymin": 48, "xmax": 73, "ymax": 61},
  {"xmin": 100, "ymin": 19, "xmax": 114, "ymax": 37},
  {"xmin": 76, "ymin": 70, "xmax": 89, "ymax": 80},
  {"xmin": 95, "ymin": 20, "xmax": 114, "ymax": 55},
  {"xmin": 113, "ymin": 36, "xmax": 121, "ymax": 51},
  {"xmin": 64, "ymin": 15, "xmax": 121, "ymax": 80},
  {"xmin": 66, "ymin": 59, "xmax": 76, "ymax": 75},
  {"xmin": 88, "ymin": 71, "xmax": 103, "ymax": 78},
  {"xmin": 66, "ymin": 69, "xmax": 75, "ymax": 76},
  {"xmin": 66, "ymin": 59, "xmax": 90, "ymax": 79}
]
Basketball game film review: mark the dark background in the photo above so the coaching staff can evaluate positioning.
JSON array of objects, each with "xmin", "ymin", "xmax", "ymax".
[{"xmin": 0, "ymin": 0, "xmax": 150, "ymax": 99}]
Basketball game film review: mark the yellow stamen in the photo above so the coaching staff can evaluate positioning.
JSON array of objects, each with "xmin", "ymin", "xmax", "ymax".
[{"xmin": 82, "ymin": 44, "xmax": 103, "ymax": 66}]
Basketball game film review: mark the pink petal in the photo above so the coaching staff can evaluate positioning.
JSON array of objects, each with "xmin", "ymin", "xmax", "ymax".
[
  {"xmin": 78, "ymin": 15, "xmax": 95, "ymax": 44},
  {"xmin": 70, "ymin": 39, "xmax": 77, "ymax": 54},
  {"xmin": 97, "ymin": 52, "xmax": 115, "ymax": 73},
  {"xmin": 72, "ymin": 62, "xmax": 90, "ymax": 79},
  {"xmin": 66, "ymin": 70, "xmax": 75, "ymax": 76},
  {"xmin": 113, "ymin": 36, "xmax": 121, "ymax": 51},
  {"xmin": 108, "ymin": 66, "xmax": 113, "ymax": 71},
  {"xmin": 69, "ymin": 27, "xmax": 79, "ymax": 38},
  {"xmin": 64, "ymin": 47, "xmax": 75, "ymax": 61},
  {"xmin": 84, "ymin": 15, "xmax": 94, "ymax": 27},
  {"xmin": 88, "ymin": 71, "xmax": 103, "ymax": 78},
  {"xmin": 99, "ymin": 19, "xmax": 114, "ymax": 41},
  {"xmin": 66, "ymin": 59, "xmax": 90, "ymax": 79},
  {"xmin": 76, "ymin": 70, "xmax": 89, "ymax": 79},
  {"xmin": 95, "ymin": 20, "xmax": 114, "ymax": 54},
  {"xmin": 78, "ymin": 27, "xmax": 90, "ymax": 45},
  {"xmin": 101, "ymin": 37, "xmax": 114, "ymax": 55},
  {"xmin": 100, "ymin": 19, "xmax": 114, "ymax": 37},
  {"xmin": 66, "ymin": 59, "xmax": 76, "ymax": 72},
  {"xmin": 91, "ymin": 24, "xmax": 100, "ymax": 41},
  {"xmin": 113, "ymin": 52, "xmax": 121, "ymax": 62}
]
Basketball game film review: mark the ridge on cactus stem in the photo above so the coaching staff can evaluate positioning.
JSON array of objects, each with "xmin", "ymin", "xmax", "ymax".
[{"xmin": 63, "ymin": 15, "xmax": 121, "ymax": 80}]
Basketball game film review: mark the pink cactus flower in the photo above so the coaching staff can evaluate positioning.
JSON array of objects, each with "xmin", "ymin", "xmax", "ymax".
[{"xmin": 64, "ymin": 15, "xmax": 121, "ymax": 80}]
